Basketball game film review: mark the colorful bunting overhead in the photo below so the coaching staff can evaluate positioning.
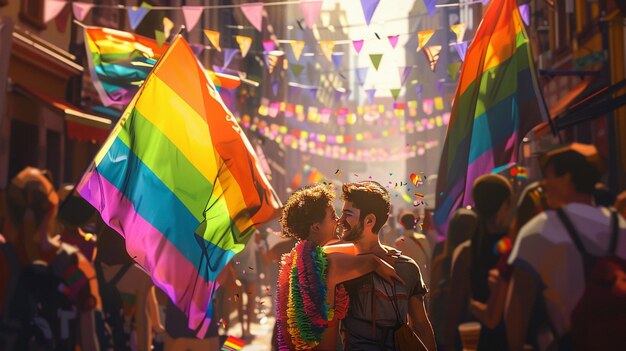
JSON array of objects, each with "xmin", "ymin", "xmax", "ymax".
[
  {"xmin": 319, "ymin": 40, "xmax": 335, "ymax": 62},
  {"xmin": 331, "ymin": 53, "xmax": 343, "ymax": 69},
  {"xmin": 369, "ymin": 53, "xmax": 383, "ymax": 70},
  {"xmin": 450, "ymin": 23, "xmax": 466, "ymax": 43},
  {"xmin": 390, "ymin": 88, "xmax": 401, "ymax": 101},
  {"xmin": 127, "ymin": 2, "xmax": 151, "ymax": 30},
  {"xmin": 356, "ymin": 67, "xmax": 369, "ymax": 86},
  {"xmin": 398, "ymin": 66, "xmax": 412, "ymax": 85},
  {"xmin": 44, "ymin": 0, "xmax": 67, "ymax": 24},
  {"xmin": 360, "ymin": 0, "xmax": 381, "ymax": 26},
  {"xmin": 163, "ymin": 17, "xmax": 174, "ymax": 39},
  {"xmin": 240, "ymin": 2, "xmax": 263, "ymax": 32},
  {"xmin": 519, "ymin": 4, "xmax": 530, "ymax": 26},
  {"xmin": 72, "ymin": 2, "xmax": 93, "ymax": 21},
  {"xmin": 223, "ymin": 48, "xmax": 239, "ymax": 69},
  {"xmin": 290, "ymin": 40, "xmax": 305, "ymax": 61},
  {"xmin": 423, "ymin": 45, "xmax": 442, "ymax": 71},
  {"xmin": 182, "ymin": 6, "xmax": 203, "ymax": 31},
  {"xmin": 417, "ymin": 29, "xmax": 435, "ymax": 51},
  {"xmin": 204, "ymin": 30, "xmax": 221, "ymax": 52},
  {"xmin": 352, "ymin": 39, "xmax": 365, "ymax": 54},
  {"xmin": 262, "ymin": 39, "xmax": 276, "ymax": 52},
  {"xmin": 300, "ymin": 0, "xmax": 323, "ymax": 28},
  {"xmin": 76, "ymin": 36, "xmax": 281, "ymax": 338},
  {"xmin": 365, "ymin": 88, "xmax": 376, "ymax": 103},
  {"xmin": 290, "ymin": 63, "xmax": 304, "ymax": 77},
  {"xmin": 54, "ymin": 4, "xmax": 70, "ymax": 32},
  {"xmin": 388, "ymin": 35, "xmax": 399, "ymax": 49},
  {"xmin": 155, "ymin": 30, "xmax": 166, "ymax": 47},
  {"xmin": 447, "ymin": 62, "xmax": 462, "ymax": 80},
  {"xmin": 453, "ymin": 41, "xmax": 468, "ymax": 61},
  {"xmin": 235, "ymin": 35, "xmax": 252, "ymax": 57},
  {"xmin": 424, "ymin": 0, "xmax": 437, "ymax": 17},
  {"xmin": 434, "ymin": 0, "xmax": 548, "ymax": 234}
]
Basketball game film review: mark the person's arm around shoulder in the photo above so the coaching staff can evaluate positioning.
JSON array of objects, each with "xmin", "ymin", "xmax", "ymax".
[{"xmin": 406, "ymin": 261, "xmax": 436, "ymax": 351}]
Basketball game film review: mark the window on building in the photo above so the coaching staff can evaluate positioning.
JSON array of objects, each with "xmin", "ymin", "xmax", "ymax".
[{"xmin": 19, "ymin": 0, "xmax": 46, "ymax": 30}]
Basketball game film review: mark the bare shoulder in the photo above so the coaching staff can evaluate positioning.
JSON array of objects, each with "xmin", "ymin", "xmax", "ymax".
[{"xmin": 323, "ymin": 243, "xmax": 357, "ymax": 255}]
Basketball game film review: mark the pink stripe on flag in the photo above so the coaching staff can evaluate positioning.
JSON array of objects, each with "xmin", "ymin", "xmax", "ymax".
[{"xmin": 78, "ymin": 169, "xmax": 218, "ymax": 336}]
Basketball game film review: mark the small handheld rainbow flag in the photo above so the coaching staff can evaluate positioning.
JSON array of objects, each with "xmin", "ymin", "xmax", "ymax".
[
  {"xmin": 77, "ymin": 36, "xmax": 281, "ymax": 337},
  {"xmin": 221, "ymin": 335, "xmax": 245, "ymax": 350}
]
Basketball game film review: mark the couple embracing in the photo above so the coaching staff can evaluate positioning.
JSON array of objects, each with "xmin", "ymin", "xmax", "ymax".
[{"xmin": 275, "ymin": 181, "xmax": 436, "ymax": 350}]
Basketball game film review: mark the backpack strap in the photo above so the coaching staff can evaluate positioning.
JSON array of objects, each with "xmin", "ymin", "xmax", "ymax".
[
  {"xmin": 608, "ymin": 210, "xmax": 620, "ymax": 255},
  {"xmin": 556, "ymin": 208, "xmax": 591, "ymax": 263}
]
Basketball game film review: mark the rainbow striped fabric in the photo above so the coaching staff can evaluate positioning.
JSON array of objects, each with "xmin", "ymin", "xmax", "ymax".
[
  {"xmin": 77, "ymin": 36, "xmax": 281, "ymax": 337},
  {"xmin": 221, "ymin": 335, "xmax": 245, "ymax": 350},
  {"xmin": 434, "ymin": 0, "xmax": 548, "ymax": 230},
  {"xmin": 84, "ymin": 27, "xmax": 240, "ymax": 106}
]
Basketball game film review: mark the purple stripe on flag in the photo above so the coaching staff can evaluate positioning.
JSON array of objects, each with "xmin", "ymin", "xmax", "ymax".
[{"xmin": 78, "ymin": 169, "xmax": 218, "ymax": 337}]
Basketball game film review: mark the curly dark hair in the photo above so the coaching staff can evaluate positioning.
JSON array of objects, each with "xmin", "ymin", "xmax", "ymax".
[
  {"xmin": 341, "ymin": 181, "xmax": 390, "ymax": 234},
  {"xmin": 280, "ymin": 184, "xmax": 335, "ymax": 240}
]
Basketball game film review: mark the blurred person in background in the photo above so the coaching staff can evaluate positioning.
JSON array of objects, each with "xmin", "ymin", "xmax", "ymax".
[{"xmin": 394, "ymin": 211, "xmax": 431, "ymax": 287}]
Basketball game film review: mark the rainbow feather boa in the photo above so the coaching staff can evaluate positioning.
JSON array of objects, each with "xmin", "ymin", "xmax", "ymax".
[{"xmin": 276, "ymin": 240, "xmax": 349, "ymax": 350}]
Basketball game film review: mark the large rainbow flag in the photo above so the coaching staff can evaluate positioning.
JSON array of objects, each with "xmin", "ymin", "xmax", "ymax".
[
  {"xmin": 434, "ymin": 0, "xmax": 548, "ymax": 231},
  {"xmin": 77, "ymin": 36, "xmax": 281, "ymax": 337},
  {"xmin": 84, "ymin": 27, "xmax": 241, "ymax": 106}
]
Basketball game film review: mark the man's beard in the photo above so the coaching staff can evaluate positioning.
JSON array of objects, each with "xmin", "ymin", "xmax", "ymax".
[{"xmin": 341, "ymin": 220, "xmax": 364, "ymax": 242}]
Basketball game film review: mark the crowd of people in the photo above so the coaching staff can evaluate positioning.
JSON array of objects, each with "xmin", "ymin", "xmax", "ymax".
[{"xmin": 1, "ymin": 142, "xmax": 626, "ymax": 351}]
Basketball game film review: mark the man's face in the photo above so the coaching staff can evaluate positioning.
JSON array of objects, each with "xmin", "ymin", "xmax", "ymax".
[
  {"xmin": 338, "ymin": 201, "xmax": 364, "ymax": 242},
  {"xmin": 541, "ymin": 163, "xmax": 569, "ymax": 209}
]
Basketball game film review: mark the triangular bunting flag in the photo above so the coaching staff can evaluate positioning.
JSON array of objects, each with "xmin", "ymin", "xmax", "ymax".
[
  {"xmin": 398, "ymin": 66, "xmax": 412, "ymax": 85},
  {"xmin": 44, "ymin": 0, "xmax": 67, "ymax": 24},
  {"xmin": 127, "ymin": 3, "xmax": 151, "ymax": 30},
  {"xmin": 155, "ymin": 30, "xmax": 166, "ymax": 47},
  {"xmin": 388, "ymin": 35, "xmax": 399, "ymax": 49},
  {"xmin": 390, "ymin": 88, "xmax": 401, "ymax": 101},
  {"xmin": 319, "ymin": 41, "xmax": 335, "ymax": 62},
  {"xmin": 182, "ymin": 6, "xmax": 203, "ymax": 31},
  {"xmin": 309, "ymin": 87, "xmax": 318, "ymax": 100},
  {"xmin": 453, "ymin": 41, "xmax": 468, "ymax": 61},
  {"xmin": 163, "ymin": 17, "xmax": 174, "ymax": 39},
  {"xmin": 300, "ymin": 0, "xmax": 323, "ymax": 28},
  {"xmin": 223, "ymin": 48, "xmax": 239, "ymax": 69},
  {"xmin": 416, "ymin": 84, "xmax": 423, "ymax": 100},
  {"xmin": 423, "ymin": 0, "xmax": 437, "ymax": 17},
  {"xmin": 519, "ymin": 4, "xmax": 530, "ymax": 26},
  {"xmin": 72, "ymin": 2, "xmax": 93, "ymax": 21},
  {"xmin": 435, "ymin": 78, "xmax": 445, "ymax": 94},
  {"xmin": 353, "ymin": 39, "xmax": 365, "ymax": 54},
  {"xmin": 331, "ymin": 53, "xmax": 343, "ymax": 69},
  {"xmin": 204, "ymin": 30, "xmax": 221, "ymax": 52},
  {"xmin": 241, "ymin": 2, "xmax": 263, "ymax": 32},
  {"xmin": 266, "ymin": 52, "xmax": 283, "ymax": 74},
  {"xmin": 369, "ymin": 53, "xmax": 383, "ymax": 70},
  {"xmin": 54, "ymin": 5, "xmax": 70, "ymax": 32},
  {"xmin": 272, "ymin": 80, "xmax": 279, "ymax": 96},
  {"xmin": 290, "ymin": 63, "xmax": 304, "ymax": 77},
  {"xmin": 447, "ymin": 62, "xmax": 462, "ymax": 80},
  {"xmin": 365, "ymin": 88, "xmax": 376, "ymax": 103},
  {"xmin": 356, "ymin": 67, "xmax": 369, "ymax": 86},
  {"xmin": 450, "ymin": 23, "xmax": 466, "ymax": 43},
  {"xmin": 360, "ymin": 0, "xmax": 381, "ymax": 26},
  {"xmin": 290, "ymin": 40, "xmax": 305, "ymax": 61},
  {"xmin": 189, "ymin": 43, "xmax": 205, "ymax": 57},
  {"xmin": 423, "ymin": 45, "xmax": 442, "ymax": 71},
  {"xmin": 417, "ymin": 29, "xmax": 435, "ymax": 51},
  {"xmin": 235, "ymin": 35, "xmax": 252, "ymax": 57},
  {"xmin": 263, "ymin": 40, "xmax": 275, "ymax": 52}
]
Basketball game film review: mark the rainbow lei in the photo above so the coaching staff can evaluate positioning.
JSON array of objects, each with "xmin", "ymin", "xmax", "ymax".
[{"xmin": 276, "ymin": 240, "xmax": 349, "ymax": 350}]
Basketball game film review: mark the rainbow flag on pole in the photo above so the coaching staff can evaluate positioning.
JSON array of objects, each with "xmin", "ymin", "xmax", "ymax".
[
  {"xmin": 76, "ymin": 36, "xmax": 281, "ymax": 337},
  {"xmin": 84, "ymin": 27, "xmax": 241, "ymax": 106},
  {"xmin": 434, "ymin": 0, "xmax": 548, "ymax": 231}
]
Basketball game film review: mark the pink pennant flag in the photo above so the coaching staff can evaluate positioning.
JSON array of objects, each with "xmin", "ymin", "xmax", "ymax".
[
  {"xmin": 353, "ymin": 39, "xmax": 364, "ymax": 54},
  {"xmin": 182, "ymin": 6, "xmax": 203, "ymax": 31},
  {"xmin": 241, "ymin": 2, "xmax": 263, "ymax": 32},
  {"xmin": 387, "ymin": 35, "xmax": 399, "ymax": 49},
  {"xmin": 300, "ymin": 0, "xmax": 323, "ymax": 28},
  {"xmin": 72, "ymin": 2, "xmax": 93, "ymax": 21},
  {"xmin": 262, "ymin": 40, "xmax": 275, "ymax": 52},
  {"xmin": 44, "ymin": 0, "xmax": 67, "ymax": 23}
]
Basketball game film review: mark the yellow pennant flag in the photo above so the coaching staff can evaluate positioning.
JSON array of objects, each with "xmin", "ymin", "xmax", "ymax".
[
  {"xmin": 235, "ymin": 35, "xmax": 252, "ymax": 57},
  {"xmin": 417, "ymin": 29, "xmax": 435, "ymax": 51},
  {"xmin": 290, "ymin": 40, "xmax": 305, "ymax": 61},
  {"xmin": 319, "ymin": 40, "xmax": 335, "ymax": 62},
  {"xmin": 163, "ymin": 17, "xmax": 174, "ymax": 39},
  {"xmin": 423, "ymin": 45, "xmax": 442, "ymax": 71},
  {"xmin": 450, "ymin": 23, "xmax": 466, "ymax": 43},
  {"xmin": 203, "ymin": 29, "xmax": 221, "ymax": 52}
]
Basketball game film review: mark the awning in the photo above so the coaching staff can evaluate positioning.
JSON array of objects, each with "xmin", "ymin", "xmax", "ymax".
[{"xmin": 13, "ymin": 84, "xmax": 112, "ymax": 143}]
